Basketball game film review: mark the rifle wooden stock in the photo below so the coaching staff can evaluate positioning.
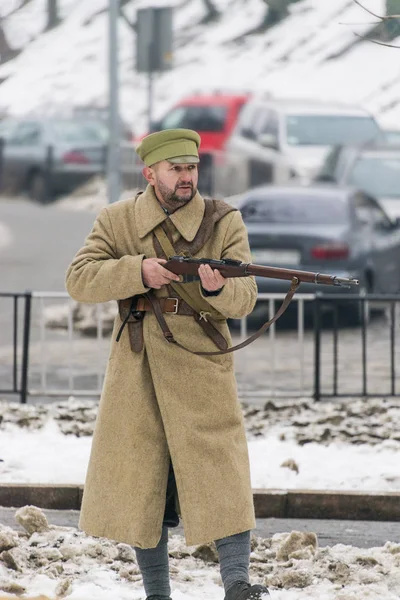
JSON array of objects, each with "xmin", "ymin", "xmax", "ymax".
[{"xmin": 164, "ymin": 256, "xmax": 359, "ymax": 288}]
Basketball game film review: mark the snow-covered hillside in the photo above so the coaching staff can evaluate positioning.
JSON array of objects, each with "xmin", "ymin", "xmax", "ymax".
[{"xmin": 0, "ymin": 0, "xmax": 399, "ymax": 135}]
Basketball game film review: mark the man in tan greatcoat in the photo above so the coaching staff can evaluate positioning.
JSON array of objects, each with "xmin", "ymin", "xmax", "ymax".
[{"xmin": 65, "ymin": 129, "xmax": 270, "ymax": 600}]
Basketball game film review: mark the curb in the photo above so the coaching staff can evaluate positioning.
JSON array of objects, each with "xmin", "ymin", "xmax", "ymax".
[{"xmin": 1, "ymin": 485, "xmax": 400, "ymax": 521}]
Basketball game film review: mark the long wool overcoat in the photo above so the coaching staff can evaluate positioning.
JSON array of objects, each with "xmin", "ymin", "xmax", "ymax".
[{"xmin": 65, "ymin": 184, "xmax": 258, "ymax": 549}]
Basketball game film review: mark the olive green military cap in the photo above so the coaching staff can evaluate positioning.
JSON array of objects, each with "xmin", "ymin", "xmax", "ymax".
[{"xmin": 136, "ymin": 128, "xmax": 201, "ymax": 167}]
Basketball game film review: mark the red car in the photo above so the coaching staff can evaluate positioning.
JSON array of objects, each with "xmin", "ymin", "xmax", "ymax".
[{"xmin": 136, "ymin": 92, "xmax": 251, "ymax": 194}]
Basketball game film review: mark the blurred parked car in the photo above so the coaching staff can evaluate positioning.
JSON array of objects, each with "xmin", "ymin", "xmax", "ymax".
[
  {"xmin": 382, "ymin": 129, "xmax": 400, "ymax": 146},
  {"xmin": 72, "ymin": 106, "xmax": 135, "ymax": 142},
  {"xmin": 0, "ymin": 115, "xmax": 135, "ymax": 203},
  {"xmin": 146, "ymin": 92, "xmax": 249, "ymax": 149},
  {"xmin": 217, "ymin": 99, "xmax": 382, "ymax": 197},
  {"xmin": 238, "ymin": 184, "xmax": 400, "ymax": 323},
  {"xmin": 315, "ymin": 143, "xmax": 400, "ymax": 220}
]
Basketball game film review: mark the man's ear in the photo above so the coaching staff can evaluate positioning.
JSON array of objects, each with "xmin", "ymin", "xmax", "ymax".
[{"xmin": 143, "ymin": 166, "xmax": 155, "ymax": 185}]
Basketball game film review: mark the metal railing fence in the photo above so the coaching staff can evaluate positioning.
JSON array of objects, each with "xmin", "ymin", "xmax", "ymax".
[
  {"xmin": 1, "ymin": 291, "xmax": 400, "ymax": 403},
  {"xmin": 0, "ymin": 292, "xmax": 32, "ymax": 404},
  {"xmin": 314, "ymin": 293, "xmax": 400, "ymax": 400}
]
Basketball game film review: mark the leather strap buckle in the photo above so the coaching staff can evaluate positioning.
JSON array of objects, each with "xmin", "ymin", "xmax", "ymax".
[
  {"xmin": 166, "ymin": 298, "xmax": 179, "ymax": 314},
  {"xmin": 164, "ymin": 331, "xmax": 176, "ymax": 343}
]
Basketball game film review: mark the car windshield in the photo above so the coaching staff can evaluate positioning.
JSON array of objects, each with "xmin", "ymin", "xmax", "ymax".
[
  {"xmin": 348, "ymin": 155, "xmax": 400, "ymax": 198},
  {"xmin": 159, "ymin": 105, "xmax": 227, "ymax": 132},
  {"xmin": 285, "ymin": 114, "xmax": 381, "ymax": 146},
  {"xmin": 0, "ymin": 120, "xmax": 16, "ymax": 139},
  {"xmin": 241, "ymin": 195, "xmax": 348, "ymax": 224},
  {"xmin": 50, "ymin": 120, "xmax": 106, "ymax": 143},
  {"xmin": 383, "ymin": 130, "xmax": 400, "ymax": 146}
]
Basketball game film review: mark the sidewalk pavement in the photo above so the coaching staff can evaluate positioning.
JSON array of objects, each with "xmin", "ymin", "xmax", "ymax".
[
  {"xmin": 1, "ymin": 506, "xmax": 399, "ymax": 549},
  {"xmin": 1, "ymin": 484, "xmax": 400, "ymax": 521}
]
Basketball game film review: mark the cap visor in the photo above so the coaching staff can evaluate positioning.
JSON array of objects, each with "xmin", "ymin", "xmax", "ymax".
[{"xmin": 168, "ymin": 155, "xmax": 200, "ymax": 164}]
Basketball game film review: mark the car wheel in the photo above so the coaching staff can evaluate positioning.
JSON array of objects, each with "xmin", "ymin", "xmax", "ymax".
[{"xmin": 27, "ymin": 171, "xmax": 50, "ymax": 204}]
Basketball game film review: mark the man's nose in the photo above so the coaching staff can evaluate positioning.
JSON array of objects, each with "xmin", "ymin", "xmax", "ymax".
[{"xmin": 179, "ymin": 170, "xmax": 193, "ymax": 182}]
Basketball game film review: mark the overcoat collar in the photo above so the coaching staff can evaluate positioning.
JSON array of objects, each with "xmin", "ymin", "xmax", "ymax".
[{"xmin": 135, "ymin": 184, "xmax": 205, "ymax": 241}]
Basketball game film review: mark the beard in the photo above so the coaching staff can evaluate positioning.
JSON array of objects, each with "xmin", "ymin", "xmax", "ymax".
[{"xmin": 157, "ymin": 179, "xmax": 197, "ymax": 210}]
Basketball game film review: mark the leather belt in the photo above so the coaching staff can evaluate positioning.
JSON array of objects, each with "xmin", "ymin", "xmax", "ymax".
[
  {"xmin": 117, "ymin": 294, "xmax": 228, "ymax": 353},
  {"xmin": 136, "ymin": 297, "xmax": 194, "ymax": 316}
]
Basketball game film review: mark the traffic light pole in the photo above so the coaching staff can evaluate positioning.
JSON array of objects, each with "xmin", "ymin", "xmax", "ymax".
[{"xmin": 108, "ymin": 0, "xmax": 121, "ymax": 204}]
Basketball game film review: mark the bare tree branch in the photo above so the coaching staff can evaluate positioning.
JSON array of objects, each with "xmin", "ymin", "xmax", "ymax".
[
  {"xmin": 353, "ymin": 0, "xmax": 386, "ymax": 20},
  {"xmin": 349, "ymin": 0, "xmax": 400, "ymax": 48},
  {"xmin": 353, "ymin": 31, "xmax": 400, "ymax": 48},
  {"xmin": 353, "ymin": 0, "xmax": 400, "ymax": 20},
  {"xmin": 339, "ymin": 20, "xmax": 381, "ymax": 25},
  {"xmin": 119, "ymin": 6, "xmax": 136, "ymax": 32},
  {"xmin": 199, "ymin": 0, "xmax": 220, "ymax": 24}
]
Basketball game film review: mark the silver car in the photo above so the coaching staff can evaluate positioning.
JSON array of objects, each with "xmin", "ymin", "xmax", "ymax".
[
  {"xmin": 238, "ymin": 184, "xmax": 400, "ymax": 323},
  {"xmin": 215, "ymin": 98, "xmax": 382, "ymax": 198},
  {"xmin": 315, "ymin": 143, "xmax": 400, "ymax": 221},
  {"xmin": 0, "ymin": 116, "xmax": 136, "ymax": 203}
]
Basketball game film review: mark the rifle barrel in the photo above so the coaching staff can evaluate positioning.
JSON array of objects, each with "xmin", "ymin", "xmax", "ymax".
[{"xmin": 246, "ymin": 264, "xmax": 359, "ymax": 286}]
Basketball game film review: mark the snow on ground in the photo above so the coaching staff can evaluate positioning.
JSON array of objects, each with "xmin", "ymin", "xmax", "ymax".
[
  {"xmin": 1, "ymin": 419, "xmax": 400, "ymax": 491},
  {"xmin": 0, "ymin": 506, "xmax": 400, "ymax": 600},
  {"xmin": 1, "ymin": 505, "xmax": 400, "ymax": 599},
  {"xmin": 0, "ymin": 0, "xmax": 399, "ymax": 133},
  {"xmin": 0, "ymin": 397, "xmax": 399, "ymax": 491},
  {"xmin": 0, "ymin": 398, "xmax": 400, "ymax": 597}
]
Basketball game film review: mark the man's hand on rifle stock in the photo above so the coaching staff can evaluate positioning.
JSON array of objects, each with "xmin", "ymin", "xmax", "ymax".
[
  {"xmin": 142, "ymin": 258, "xmax": 181, "ymax": 289},
  {"xmin": 199, "ymin": 263, "xmax": 226, "ymax": 292}
]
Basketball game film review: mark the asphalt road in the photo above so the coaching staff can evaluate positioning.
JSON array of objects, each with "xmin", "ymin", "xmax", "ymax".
[
  {"xmin": 0, "ymin": 197, "xmax": 96, "ymax": 293},
  {"xmin": 0, "ymin": 197, "xmax": 96, "ymax": 362},
  {"xmin": 1, "ymin": 507, "xmax": 399, "ymax": 549}
]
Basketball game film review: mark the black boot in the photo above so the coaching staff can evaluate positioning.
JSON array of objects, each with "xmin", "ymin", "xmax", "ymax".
[
  {"xmin": 225, "ymin": 581, "xmax": 270, "ymax": 600},
  {"xmin": 146, "ymin": 596, "xmax": 172, "ymax": 600}
]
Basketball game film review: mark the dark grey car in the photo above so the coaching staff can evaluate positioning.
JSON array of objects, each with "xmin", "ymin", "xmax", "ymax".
[
  {"xmin": 0, "ymin": 116, "xmax": 136, "ymax": 203},
  {"xmin": 238, "ymin": 185, "xmax": 400, "ymax": 322}
]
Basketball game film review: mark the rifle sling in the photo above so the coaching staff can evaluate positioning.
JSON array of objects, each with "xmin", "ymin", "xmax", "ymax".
[{"xmin": 146, "ymin": 277, "xmax": 300, "ymax": 356}]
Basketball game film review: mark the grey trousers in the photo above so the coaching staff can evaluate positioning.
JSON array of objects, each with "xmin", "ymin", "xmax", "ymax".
[{"xmin": 134, "ymin": 528, "xmax": 251, "ymax": 598}]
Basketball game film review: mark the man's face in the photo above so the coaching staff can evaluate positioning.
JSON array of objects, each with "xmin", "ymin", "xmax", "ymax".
[{"xmin": 144, "ymin": 160, "xmax": 199, "ymax": 208}]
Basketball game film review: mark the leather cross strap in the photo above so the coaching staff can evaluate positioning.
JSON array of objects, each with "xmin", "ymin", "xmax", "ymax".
[
  {"xmin": 145, "ymin": 278, "xmax": 300, "ymax": 356},
  {"xmin": 153, "ymin": 224, "xmax": 213, "ymax": 316},
  {"xmin": 152, "ymin": 223, "xmax": 228, "ymax": 351}
]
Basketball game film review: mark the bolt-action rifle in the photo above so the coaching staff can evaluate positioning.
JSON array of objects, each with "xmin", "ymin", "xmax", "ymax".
[
  {"xmin": 137, "ymin": 256, "xmax": 360, "ymax": 357},
  {"xmin": 156, "ymin": 255, "xmax": 361, "ymax": 355}
]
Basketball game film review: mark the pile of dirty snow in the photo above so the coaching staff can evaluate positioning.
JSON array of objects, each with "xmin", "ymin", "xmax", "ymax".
[{"xmin": 0, "ymin": 506, "xmax": 400, "ymax": 599}]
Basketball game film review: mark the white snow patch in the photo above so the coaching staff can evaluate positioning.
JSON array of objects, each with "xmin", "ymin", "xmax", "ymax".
[{"xmin": 1, "ymin": 414, "xmax": 400, "ymax": 491}]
